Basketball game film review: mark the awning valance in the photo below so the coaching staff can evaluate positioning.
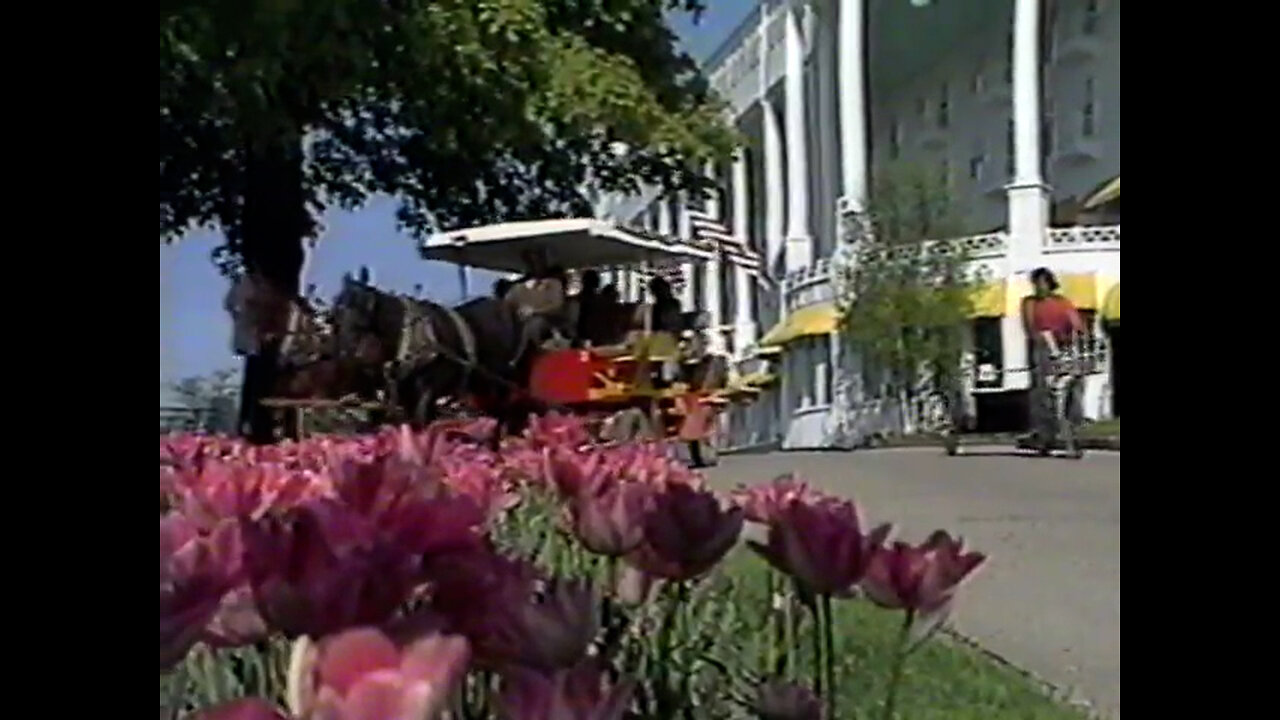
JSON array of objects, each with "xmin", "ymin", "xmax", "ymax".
[
  {"xmin": 1082, "ymin": 176, "xmax": 1121, "ymax": 210},
  {"xmin": 1101, "ymin": 283, "xmax": 1120, "ymax": 324},
  {"xmin": 967, "ymin": 274, "xmax": 1118, "ymax": 317},
  {"xmin": 758, "ymin": 302, "xmax": 840, "ymax": 347}
]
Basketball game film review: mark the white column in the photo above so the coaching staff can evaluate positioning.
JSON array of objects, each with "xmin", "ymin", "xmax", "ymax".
[
  {"xmin": 677, "ymin": 193, "xmax": 696, "ymax": 309},
  {"xmin": 837, "ymin": 0, "xmax": 869, "ymax": 217},
  {"xmin": 783, "ymin": 4, "xmax": 812, "ymax": 272},
  {"xmin": 762, "ymin": 99, "xmax": 786, "ymax": 287},
  {"xmin": 731, "ymin": 149, "xmax": 756, "ymax": 353},
  {"xmin": 1003, "ymin": 0, "xmax": 1050, "ymax": 391},
  {"xmin": 702, "ymin": 163, "xmax": 726, "ymax": 354}
]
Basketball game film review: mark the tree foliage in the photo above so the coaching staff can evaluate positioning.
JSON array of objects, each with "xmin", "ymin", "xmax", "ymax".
[
  {"xmin": 159, "ymin": 0, "xmax": 738, "ymax": 282},
  {"xmin": 833, "ymin": 164, "xmax": 984, "ymax": 403}
]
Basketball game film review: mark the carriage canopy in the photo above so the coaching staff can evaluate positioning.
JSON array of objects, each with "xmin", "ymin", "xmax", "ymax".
[{"xmin": 420, "ymin": 218, "xmax": 716, "ymax": 274}]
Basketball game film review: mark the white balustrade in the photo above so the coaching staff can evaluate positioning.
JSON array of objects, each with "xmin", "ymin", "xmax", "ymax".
[{"xmin": 1045, "ymin": 225, "xmax": 1121, "ymax": 252}]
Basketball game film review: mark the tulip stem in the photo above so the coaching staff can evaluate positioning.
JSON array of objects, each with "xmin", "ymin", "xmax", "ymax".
[
  {"xmin": 783, "ymin": 586, "xmax": 796, "ymax": 681},
  {"xmin": 820, "ymin": 594, "xmax": 840, "ymax": 720},
  {"xmin": 881, "ymin": 609, "xmax": 915, "ymax": 720},
  {"xmin": 654, "ymin": 581, "xmax": 686, "ymax": 716},
  {"xmin": 764, "ymin": 569, "xmax": 778, "ymax": 676},
  {"xmin": 810, "ymin": 600, "xmax": 823, "ymax": 700}
]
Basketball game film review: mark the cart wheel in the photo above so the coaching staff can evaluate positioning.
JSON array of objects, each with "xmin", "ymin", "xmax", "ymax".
[
  {"xmin": 603, "ymin": 408, "xmax": 654, "ymax": 442},
  {"xmin": 688, "ymin": 438, "xmax": 719, "ymax": 468},
  {"xmin": 943, "ymin": 433, "xmax": 960, "ymax": 457}
]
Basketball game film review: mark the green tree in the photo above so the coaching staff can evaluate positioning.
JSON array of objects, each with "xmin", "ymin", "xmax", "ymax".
[
  {"xmin": 160, "ymin": 0, "xmax": 737, "ymax": 438},
  {"xmin": 833, "ymin": 163, "xmax": 984, "ymax": 435},
  {"xmin": 166, "ymin": 369, "xmax": 242, "ymax": 432},
  {"xmin": 160, "ymin": 0, "xmax": 735, "ymax": 284}
]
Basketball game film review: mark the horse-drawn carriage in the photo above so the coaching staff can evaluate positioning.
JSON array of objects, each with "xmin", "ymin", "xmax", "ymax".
[
  {"xmin": 418, "ymin": 218, "xmax": 732, "ymax": 466},
  {"xmin": 256, "ymin": 218, "xmax": 735, "ymax": 467}
]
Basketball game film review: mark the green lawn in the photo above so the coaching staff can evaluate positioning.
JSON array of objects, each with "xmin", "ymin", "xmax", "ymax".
[
  {"xmin": 718, "ymin": 553, "xmax": 1090, "ymax": 720},
  {"xmin": 1078, "ymin": 418, "xmax": 1120, "ymax": 439}
]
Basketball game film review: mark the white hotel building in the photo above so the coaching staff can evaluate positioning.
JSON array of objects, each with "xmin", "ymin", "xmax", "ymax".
[{"xmin": 596, "ymin": 0, "xmax": 1121, "ymax": 450}]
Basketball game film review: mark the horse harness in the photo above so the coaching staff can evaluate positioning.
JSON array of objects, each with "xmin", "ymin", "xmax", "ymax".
[{"xmin": 392, "ymin": 295, "xmax": 478, "ymax": 388}]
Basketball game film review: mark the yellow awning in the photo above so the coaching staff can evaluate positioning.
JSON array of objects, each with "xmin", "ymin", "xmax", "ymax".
[
  {"xmin": 1101, "ymin": 283, "xmax": 1120, "ymax": 324},
  {"xmin": 1058, "ymin": 273, "xmax": 1099, "ymax": 310},
  {"xmin": 967, "ymin": 280, "xmax": 1008, "ymax": 318},
  {"xmin": 758, "ymin": 302, "xmax": 839, "ymax": 347},
  {"xmin": 754, "ymin": 345, "xmax": 784, "ymax": 357},
  {"xmin": 1082, "ymin": 176, "xmax": 1121, "ymax": 209},
  {"xmin": 742, "ymin": 372, "xmax": 778, "ymax": 388}
]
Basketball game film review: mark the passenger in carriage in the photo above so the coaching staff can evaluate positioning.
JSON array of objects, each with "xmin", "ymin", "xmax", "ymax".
[{"xmin": 647, "ymin": 276, "xmax": 683, "ymax": 334}]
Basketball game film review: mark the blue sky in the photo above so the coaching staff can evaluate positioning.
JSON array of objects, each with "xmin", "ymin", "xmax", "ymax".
[{"xmin": 159, "ymin": 5, "xmax": 754, "ymax": 390}]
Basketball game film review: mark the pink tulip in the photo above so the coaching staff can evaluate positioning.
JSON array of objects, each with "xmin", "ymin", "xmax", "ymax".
[
  {"xmin": 433, "ymin": 557, "xmax": 599, "ymax": 672},
  {"xmin": 570, "ymin": 478, "xmax": 653, "ymax": 557},
  {"xmin": 861, "ymin": 530, "xmax": 986, "ymax": 614},
  {"xmin": 628, "ymin": 483, "xmax": 743, "ymax": 582},
  {"xmin": 160, "ymin": 514, "xmax": 244, "ymax": 669},
  {"xmin": 174, "ymin": 461, "xmax": 330, "ymax": 529},
  {"xmin": 203, "ymin": 584, "xmax": 270, "ymax": 648},
  {"xmin": 194, "ymin": 698, "xmax": 291, "ymax": 720},
  {"xmin": 497, "ymin": 659, "xmax": 634, "ymax": 720},
  {"xmin": 733, "ymin": 474, "xmax": 831, "ymax": 525},
  {"xmin": 243, "ymin": 499, "xmax": 421, "ymax": 638},
  {"xmin": 521, "ymin": 412, "xmax": 593, "ymax": 451},
  {"xmin": 748, "ymin": 498, "xmax": 892, "ymax": 597},
  {"xmin": 752, "ymin": 680, "xmax": 823, "ymax": 720},
  {"xmin": 292, "ymin": 627, "xmax": 470, "ymax": 720},
  {"xmin": 546, "ymin": 447, "xmax": 607, "ymax": 499}
]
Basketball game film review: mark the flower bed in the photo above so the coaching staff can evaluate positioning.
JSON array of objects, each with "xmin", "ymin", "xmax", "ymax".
[{"xmin": 160, "ymin": 414, "xmax": 1084, "ymax": 720}]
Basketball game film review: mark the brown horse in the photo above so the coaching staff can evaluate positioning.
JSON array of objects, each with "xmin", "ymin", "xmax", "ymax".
[
  {"xmin": 226, "ymin": 273, "xmax": 380, "ymax": 439},
  {"xmin": 331, "ymin": 274, "xmax": 538, "ymax": 432}
]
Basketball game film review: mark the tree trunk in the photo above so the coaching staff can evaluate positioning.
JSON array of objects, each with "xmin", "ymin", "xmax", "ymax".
[{"xmin": 238, "ymin": 132, "xmax": 311, "ymax": 445}]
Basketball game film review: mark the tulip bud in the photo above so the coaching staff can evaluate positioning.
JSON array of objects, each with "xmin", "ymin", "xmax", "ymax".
[{"xmin": 753, "ymin": 680, "xmax": 823, "ymax": 720}]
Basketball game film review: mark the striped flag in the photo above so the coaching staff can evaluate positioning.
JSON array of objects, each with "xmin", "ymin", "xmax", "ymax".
[{"xmin": 686, "ymin": 209, "xmax": 763, "ymax": 275}]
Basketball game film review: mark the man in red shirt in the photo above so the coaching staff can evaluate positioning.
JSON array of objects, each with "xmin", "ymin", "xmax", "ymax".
[{"xmin": 1020, "ymin": 268, "xmax": 1086, "ymax": 454}]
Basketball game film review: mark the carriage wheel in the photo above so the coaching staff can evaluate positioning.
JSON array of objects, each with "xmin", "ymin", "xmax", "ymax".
[{"xmin": 602, "ymin": 407, "xmax": 654, "ymax": 443}]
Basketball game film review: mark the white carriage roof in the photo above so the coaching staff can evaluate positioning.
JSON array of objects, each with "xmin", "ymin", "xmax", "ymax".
[{"xmin": 419, "ymin": 218, "xmax": 715, "ymax": 273}]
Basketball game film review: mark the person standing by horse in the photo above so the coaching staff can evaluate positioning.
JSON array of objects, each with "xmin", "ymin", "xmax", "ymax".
[
  {"xmin": 1020, "ymin": 267, "xmax": 1087, "ymax": 453},
  {"xmin": 225, "ymin": 264, "xmax": 291, "ymax": 442}
]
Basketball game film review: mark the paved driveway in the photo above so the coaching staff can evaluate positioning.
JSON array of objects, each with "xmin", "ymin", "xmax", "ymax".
[{"xmin": 703, "ymin": 447, "xmax": 1121, "ymax": 719}]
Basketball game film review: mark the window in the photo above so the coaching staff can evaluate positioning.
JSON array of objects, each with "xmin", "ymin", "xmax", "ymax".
[
  {"xmin": 972, "ymin": 68, "xmax": 986, "ymax": 94},
  {"xmin": 889, "ymin": 118, "xmax": 902, "ymax": 160},
  {"xmin": 1082, "ymin": 77, "xmax": 1097, "ymax": 137},
  {"xmin": 971, "ymin": 318, "xmax": 1003, "ymax": 389},
  {"xmin": 1043, "ymin": 113, "xmax": 1056, "ymax": 162},
  {"xmin": 1083, "ymin": 0, "xmax": 1101, "ymax": 35},
  {"xmin": 915, "ymin": 97, "xmax": 927, "ymax": 118},
  {"xmin": 1006, "ymin": 118, "xmax": 1016, "ymax": 176},
  {"xmin": 1045, "ymin": 0, "xmax": 1059, "ymax": 59},
  {"xmin": 691, "ymin": 261, "xmax": 706, "ymax": 312},
  {"xmin": 939, "ymin": 158, "xmax": 951, "ymax": 188},
  {"xmin": 1003, "ymin": 30, "xmax": 1014, "ymax": 84},
  {"xmin": 968, "ymin": 153, "xmax": 986, "ymax": 181},
  {"xmin": 937, "ymin": 83, "xmax": 951, "ymax": 128},
  {"xmin": 814, "ymin": 336, "xmax": 832, "ymax": 407},
  {"xmin": 1043, "ymin": 95, "xmax": 1056, "ymax": 160}
]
